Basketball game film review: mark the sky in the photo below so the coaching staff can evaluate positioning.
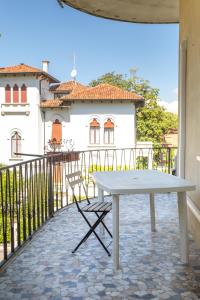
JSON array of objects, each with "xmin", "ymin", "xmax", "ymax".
[{"xmin": 0, "ymin": 0, "xmax": 179, "ymax": 111}]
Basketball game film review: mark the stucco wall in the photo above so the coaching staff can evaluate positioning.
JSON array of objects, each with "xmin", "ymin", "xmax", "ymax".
[
  {"xmin": 44, "ymin": 102, "xmax": 136, "ymax": 152},
  {"xmin": 0, "ymin": 73, "xmax": 137, "ymax": 164},
  {"xmin": 180, "ymin": 0, "xmax": 200, "ymax": 246},
  {"xmin": 0, "ymin": 75, "xmax": 42, "ymax": 164}
]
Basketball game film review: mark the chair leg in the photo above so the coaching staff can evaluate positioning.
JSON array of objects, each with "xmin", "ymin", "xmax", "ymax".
[
  {"xmin": 72, "ymin": 211, "xmax": 111, "ymax": 256},
  {"xmin": 95, "ymin": 212, "xmax": 112, "ymax": 238}
]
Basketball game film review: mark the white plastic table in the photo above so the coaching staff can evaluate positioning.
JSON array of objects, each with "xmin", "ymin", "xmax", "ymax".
[{"xmin": 93, "ymin": 170, "xmax": 195, "ymax": 270}]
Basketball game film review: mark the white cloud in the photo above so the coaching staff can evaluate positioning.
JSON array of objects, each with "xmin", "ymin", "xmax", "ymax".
[
  {"xmin": 158, "ymin": 87, "xmax": 178, "ymax": 114},
  {"xmin": 173, "ymin": 87, "xmax": 178, "ymax": 98},
  {"xmin": 159, "ymin": 100, "xmax": 178, "ymax": 114}
]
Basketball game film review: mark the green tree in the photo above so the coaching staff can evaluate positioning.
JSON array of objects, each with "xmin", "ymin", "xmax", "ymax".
[
  {"xmin": 90, "ymin": 72, "xmax": 133, "ymax": 91},
  {"xmin": 136, "ymin": 98, "xmax": 178, "ymax": 145},
  {"xmin": 90, "ymin": 71, "xmax": 178, "ymax": 145}
]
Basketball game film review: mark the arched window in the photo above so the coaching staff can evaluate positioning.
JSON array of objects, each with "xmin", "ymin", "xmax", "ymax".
[
  {"xmin": 104, "ymin": 119, "xmax": 114, "ymax": 144},
  {"xmin": 13, "ymin": 84, "xmax": 19, "ymax": 104},
  {"xmin": 5, "ymin": 84, "xmax": 11, "ymax": 103},
  {"xmin": 89, "ymin": 118, "xmax": 100, "ymax": 144},
  {"xmin": 21, "ymin": 84, "xmax": 27, "ymax": 103},
  {"xmin": 51, "ymin": 119, "xmax": 62, "ymax": 145},
  {"xmin": 11, "ymin": 131, "xmax": 21, "ymax": 158}
]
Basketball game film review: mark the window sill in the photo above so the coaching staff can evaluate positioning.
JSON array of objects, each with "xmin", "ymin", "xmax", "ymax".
[
  {"xmin": 88, "ymin": 144, "xmax": 116, "ymax": 149},
  {"xmin": 9, "ymin": 158, "xmax": 23, "ymax": 161},
  {"xmin": 2, "ymin": 103, "xmax": 29, "ymax": 106}
]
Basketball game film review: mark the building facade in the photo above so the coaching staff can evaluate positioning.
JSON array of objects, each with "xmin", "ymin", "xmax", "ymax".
[{"xmin": 0, "ymin": 62, "xmax": 143, "ymax": 165}]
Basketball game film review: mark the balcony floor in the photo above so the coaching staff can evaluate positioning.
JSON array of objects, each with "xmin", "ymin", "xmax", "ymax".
[{"xmin": 0, "ymin": 194, "xmax": 200, "ymax": 300}]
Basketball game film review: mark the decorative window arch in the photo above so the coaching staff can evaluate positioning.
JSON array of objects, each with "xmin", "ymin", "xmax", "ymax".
[
  {"xmin": 21, "ymin": 84, "xmax": 27, "ymax": 103},
  {"xmin": 89, "ymin": 118, "xmax": 100, "ymax": 144},
  {"xmin": 50, "ymin": 113, "xmax": 64, "ymax": 122},
  {"xmin": 51, "ymin": 119, "xmax": 62, "ymax": 145},
  {"xmin": 13, "ymin": 84, "xmax": 19, "ymax": 103},
  {"xmin": 104, "ymin": 118, "xmax": 114, "ymax": 144},
  {"xmin": 11, "ymin": 131, "xmax": 22, "ymax": 158},
  {"xmin": 5, "ymin": 84, "xmax": 11, "ymax": 103}
]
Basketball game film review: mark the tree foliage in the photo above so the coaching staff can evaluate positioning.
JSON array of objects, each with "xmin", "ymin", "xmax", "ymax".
[{"xmin": 90, "ymin": 71, "xmax": 178, "ymax": 145}]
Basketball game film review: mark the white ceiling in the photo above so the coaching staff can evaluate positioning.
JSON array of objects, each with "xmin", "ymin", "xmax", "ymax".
[{"xmin": 62, "ymin": 0, "xmax": 179, "ymax": 24}]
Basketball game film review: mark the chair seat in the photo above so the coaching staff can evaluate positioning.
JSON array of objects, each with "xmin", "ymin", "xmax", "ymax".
[{"xmin": 82, "ymin": 201, "xmax": 112, "ymax": 212}]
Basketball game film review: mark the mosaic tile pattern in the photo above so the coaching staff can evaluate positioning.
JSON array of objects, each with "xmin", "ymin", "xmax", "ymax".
[{"xmin": 0, "ymin": 193, "xmax": 200, "ymax": 300}]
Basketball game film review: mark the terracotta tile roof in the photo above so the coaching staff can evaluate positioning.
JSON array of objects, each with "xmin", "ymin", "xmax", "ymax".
[
  {"xmin": 0, "ymin": 63, "xmax": 59, "ymax": 83},
  {"xmin": 63, "ymin": 83, "xmax": 144, "ymax": 102},
  {"xmin": 0, "ymin": 64, "xmax": 42, "ymax": 74},
  {"xmin": 41, "ymin": 83, "xmax": 144, "ymax": 108},
  {"xmin": 50, "ymin": 81, "xmax": 87, "ymax": 93},
  {"xmin": 40, "ymin": 99, "xmax": 64, "ymax": 108}
]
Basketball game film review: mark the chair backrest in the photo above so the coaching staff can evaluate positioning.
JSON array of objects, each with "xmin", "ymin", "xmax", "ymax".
[{"xmin": 66, "ymin": 171, "xmax": 90, "ymax": 209}]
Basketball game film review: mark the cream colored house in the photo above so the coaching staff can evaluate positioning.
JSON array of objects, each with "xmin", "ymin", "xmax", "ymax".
[
  {"xmin": 60, "ymin": 0, "xmax": 200, "ymax": 248},
  {"xmin": 163, "ymin": 129, "xmax": 178, "ymax": 148},
  {"xmin": 0, "ymin": 63, "xmax": 144, "ymax": 165}
]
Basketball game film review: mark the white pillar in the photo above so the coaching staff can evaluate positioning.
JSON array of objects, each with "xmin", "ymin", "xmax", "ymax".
[
  {"xmin": 177, "ymin": 191, "xmax": 189, "ymax": 263},
  {"xmin": 148, "ymin": 149, "xmax": 153, "ymax": 170},
  {"xmin": 178, "ymin": 40, "xmax": 187, "ymax": 178}
]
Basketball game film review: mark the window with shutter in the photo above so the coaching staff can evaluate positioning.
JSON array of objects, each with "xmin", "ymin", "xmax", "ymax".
[
  {"xmin": 104, "ymin": 119, "xmax": 114, "ymax": 144},
  {"xmin": 11, "ymin": 131, "xmax": 21, "ymax": 158},
  {"xmin": 5, "ymin": 84, "xmax": 11, "ymax": 103},
  {"xmin": 51, "ymin": 119, "xmax": 62, "ymax": 144},
  {"xmin": 13, "ymin": 84, "xmax": 19, "ymax": 104},
  {"xmin": 89, "ymin": 118, "xmax": 100, "ymax": 144},
  {"xmin": 21, "ymin": 84, "xmax": 27, "ymax": 103}
]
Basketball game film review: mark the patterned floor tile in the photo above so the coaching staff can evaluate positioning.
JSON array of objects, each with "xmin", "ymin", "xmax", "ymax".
[{"xmin": 0, "ymin": 194, "xmax": 200, "ymax": 299}]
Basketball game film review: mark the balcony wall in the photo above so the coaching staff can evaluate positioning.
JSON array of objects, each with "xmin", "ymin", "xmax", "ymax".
[{"xmin": 180, "ymin": 0, "xmax": 200, "ymax": 247}]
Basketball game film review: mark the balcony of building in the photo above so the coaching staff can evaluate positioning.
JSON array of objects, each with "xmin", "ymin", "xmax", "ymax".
[
  {"xmin": 0, "ymin": 148, "xmax": 200, "ymax": 299},
  {"xmin": 1, "ymin": 103, "xmax": 30, "ymax": 116}
]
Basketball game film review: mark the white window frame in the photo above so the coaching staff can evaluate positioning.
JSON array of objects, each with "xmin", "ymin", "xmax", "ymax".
[
  {"xmin": 89, "ymin": 126, "xmax": 100, "ymax": 144},
  {"xmin": 11, "ymin": 131, "xmax": 22, "ymax": 158},
  {"xmin": 104, "ymin": 127, "xmax": 114, "ymax": 144}
]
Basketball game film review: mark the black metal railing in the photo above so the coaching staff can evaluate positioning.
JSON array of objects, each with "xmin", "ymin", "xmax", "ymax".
[{"xmin": 0, "ymin": 147, "xmax": 177, "ymax": 267}]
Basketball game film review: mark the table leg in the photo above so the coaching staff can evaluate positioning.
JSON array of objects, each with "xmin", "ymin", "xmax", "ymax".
[
  {"xmin": 150, "ymin": 193, "xmax": 156, "ymax": 232},
  {"xmin": 177, "ymin": 191, "xmax": 189, "ymax": 263},
  {"xmin": 98, "ymin": 187, "xmax": 104, "ymax": 202},
  {"xmin": 113, "ymin": 194, "xmax": 120, "ymax": 271}
]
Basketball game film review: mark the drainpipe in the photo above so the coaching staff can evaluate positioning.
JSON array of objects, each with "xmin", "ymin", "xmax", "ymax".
[
  {"xmin": 43, "ymin": 111, "xmax": 46, "ymax": 154},
  {"xmin": 178, "ymin": 40, "xmax": 187, "ymax": 178},
  {"xmin": 133, "ymin": 103, "xmax": 136, "ymax": 148}
]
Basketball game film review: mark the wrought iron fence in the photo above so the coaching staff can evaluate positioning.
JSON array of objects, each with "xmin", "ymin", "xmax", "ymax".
[{"xmin": 0, "ymin": 147, "xmax": 177, "ymax": 267}]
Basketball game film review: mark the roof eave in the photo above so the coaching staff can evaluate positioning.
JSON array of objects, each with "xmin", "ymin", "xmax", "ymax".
[
  {"xmin": 41, "ymin": 105, "xmax": 71, "ymax": 108},
  {"xmin": 0, "ymin": 71, "xmax": 59, "ymax": 84},
  {"xmin": 52, "ymin": 89, "xmax": 71, "ymax": 93},
  {"xmin": 66, "ymin": 98, "xmax": 144, "ymax": 102},
  {"xmin": 41, "ymin": 72, "xmax": 60, "ymax": 84},
  {"xmin": 62, "ymin": 0, "xmax": 179, "ymax": 24}
]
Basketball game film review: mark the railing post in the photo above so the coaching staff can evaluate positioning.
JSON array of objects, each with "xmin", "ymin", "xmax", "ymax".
[
  {"xmin": 148, "ymin": 148, "xmax": 153, "ymax": 170},
  {"xmin": 168, "ymin": 148, "xmax": 171, "ymax": 174},
  {"xmin": 48, "ymin": 157, "xmax": 54, "ymax": 218}
]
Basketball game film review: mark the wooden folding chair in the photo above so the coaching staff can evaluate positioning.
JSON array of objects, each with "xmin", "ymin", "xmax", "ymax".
[{"xmin": 66, "ymin": 171, "xmax": 112, "ymax": 256}]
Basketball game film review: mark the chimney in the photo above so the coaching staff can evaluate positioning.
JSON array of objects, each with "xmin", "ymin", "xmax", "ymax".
[{"xmin": 42, "ymin": 60, "xmax": 49, "ymax": 73}]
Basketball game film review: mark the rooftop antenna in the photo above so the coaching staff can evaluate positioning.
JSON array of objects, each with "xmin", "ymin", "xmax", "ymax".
[{"xmin": 70, "ymin": 53, "xmax": 77, "ymax": 82}]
